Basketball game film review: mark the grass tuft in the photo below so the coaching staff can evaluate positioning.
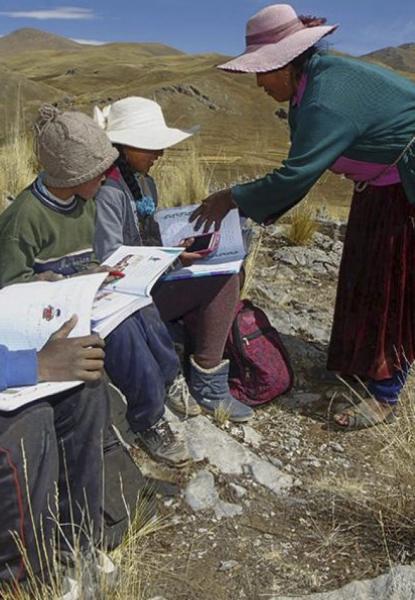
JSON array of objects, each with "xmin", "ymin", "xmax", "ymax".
[
  {"xmin": 312, "ymin": 370, "xmax": 415, "ymax": 564},
  {"xmin": 213, "ymin": 403, "xmax": 231, "ymax": 427},
  {"xmin": 0, "ymin": 106, "xmax": 37, "ymax": 212},
  {"xmin": 286, "ymin": 201, "xmax": 318, "ymax": 246},
  {"xmin": 152, "ymin": 142, "xmax": 213, "ymax": 208}
]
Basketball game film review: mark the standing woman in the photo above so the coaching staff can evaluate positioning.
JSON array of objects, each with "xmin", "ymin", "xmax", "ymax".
[{"xmin": 192, "ymin": 4, "xmax": 415, "ymax": 430}]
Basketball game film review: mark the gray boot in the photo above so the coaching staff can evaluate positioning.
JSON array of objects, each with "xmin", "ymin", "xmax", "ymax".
[{"xmin": 189, "ymin": 356, "xmax": 254, "ymax": 423}]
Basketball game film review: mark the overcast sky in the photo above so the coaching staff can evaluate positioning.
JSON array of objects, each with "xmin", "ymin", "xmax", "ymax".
[{"xmin": 0, "ymin": 1, "xmax": 414, "ymax": 56}]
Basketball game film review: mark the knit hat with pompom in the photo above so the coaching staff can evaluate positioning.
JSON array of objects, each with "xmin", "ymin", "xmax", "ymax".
[{"xmin": 36, "ymin": 104, "xmax": 119, "ymax": 188}]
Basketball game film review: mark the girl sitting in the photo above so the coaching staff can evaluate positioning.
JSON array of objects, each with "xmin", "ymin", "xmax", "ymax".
[{"xmin": 94, "ymin": 97, "xmax": 253, "ymax": 423}]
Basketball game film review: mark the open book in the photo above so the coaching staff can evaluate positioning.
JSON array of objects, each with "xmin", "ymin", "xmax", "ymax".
[
  {"xmin": 93, "ymin": 245, "xmax": 182, "ymax": 337},
  {"xmin": 0, "ymin": 245, "xmax": 182, "ymax": 411},
  {"xmin": 156, "ymin": 204, "xmax": 247, "ymax": 281}
]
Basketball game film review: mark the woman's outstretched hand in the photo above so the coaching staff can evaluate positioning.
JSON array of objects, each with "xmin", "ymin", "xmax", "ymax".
[{"xmin": 190, "ymin": 188, "xmax": 236, "ymax": 232}]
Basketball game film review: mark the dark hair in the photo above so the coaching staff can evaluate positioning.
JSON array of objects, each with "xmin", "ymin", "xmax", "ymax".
[
  {"xmin": 113, "ymin": 144, "xmax": 142, "ymax": 202},
  {"xmin": 291, "ymin": 45, "xmax": 319, "ymax": 77},
  {"xmin": 290, "ymin": 15, "xmax": 334, "ymax": 78}
]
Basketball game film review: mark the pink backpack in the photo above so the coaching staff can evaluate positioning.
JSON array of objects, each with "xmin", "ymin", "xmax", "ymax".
[{"xmin": 225, "ymin": 300, "xmax": 294, "ymax": 406}]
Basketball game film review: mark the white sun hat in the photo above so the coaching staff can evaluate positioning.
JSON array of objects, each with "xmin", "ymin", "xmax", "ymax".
[{"xmin": 93, "ymin": 97, "xmax": 198, "ymax": 150}]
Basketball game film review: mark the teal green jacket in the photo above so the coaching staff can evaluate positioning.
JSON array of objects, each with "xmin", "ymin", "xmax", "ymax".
[{"xmin": 232, "ymin": 53, "xmax": 415, "ymax": 223}]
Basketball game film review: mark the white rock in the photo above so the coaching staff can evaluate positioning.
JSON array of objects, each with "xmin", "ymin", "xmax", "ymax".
[
  {"xmin": 328, "ymin": 441, "xmax": 345, "ymax": 453},
  {"xmin": 218, "ymin": 560, "xmax": 239, "ymax": 572},
  {"xmin": 214, "ymin": 501, "xmax": 243, "ymax": 520},
  {"xmin": 273, "ymin": 566, "xmax": 415, "ymax": 599},
  {"xmin": 184, "ymin": 470, "xmax": 219, "ymax": 512},
  {"xmin": 250, "ymin": 462, "xmax": 293, "ymax": 495},
  {"xmin": 242, "ymin": 425, "xmax": 262, "ymax": 448},
  {"xmin": 183, "ymin": 416, "xmax": 294, "ymax": 496},
  {"xmin": 229, "ymin": 483, "xmax": 248, "ymax": 498}
]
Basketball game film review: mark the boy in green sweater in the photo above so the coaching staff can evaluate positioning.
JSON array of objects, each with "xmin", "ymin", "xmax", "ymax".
[{"xmin": 0, "ymin": 105, "xmax": 190, "ymax": 467}]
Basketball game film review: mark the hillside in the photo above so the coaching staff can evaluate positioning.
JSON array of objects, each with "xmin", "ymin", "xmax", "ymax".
[
  {"xmin": 362, "ymin": 42, "xmax": 415, "ymax": 73},
  {"xmin": 1, "ymin": 27, "xmax": 415, "ymax": 212},
  {"xmin": 0, "ymin": 65, "xmax": 61, "ymax": 127},
  {"xmin": 0, "ymin": 28, "xmax": 83, "ymax": 56}
]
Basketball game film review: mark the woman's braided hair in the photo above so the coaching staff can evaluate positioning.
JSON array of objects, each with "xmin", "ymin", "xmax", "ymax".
[{"xmin": 113, "ymin": 144, "xmax": 143, "ymax": 202}]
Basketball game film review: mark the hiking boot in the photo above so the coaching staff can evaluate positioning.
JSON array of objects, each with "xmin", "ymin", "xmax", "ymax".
[
  {"xmin": 134, "ymin": 415, "xmax": 191, "ymax": 467},
  {"xmin": 189, "ymin": 356, "xmax": 254, "ymax": 423},
  {"xmin": 166, "ymin": 374, "xmax": 202, "ymax": 417}
]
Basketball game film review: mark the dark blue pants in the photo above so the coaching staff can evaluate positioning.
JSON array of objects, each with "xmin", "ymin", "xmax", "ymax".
[
  {"xmin": 104, "ymin": 305, "xmax": 180, "ymax": 432},
  {"xmin": 0, "ymin": 381, "xmax": 110, "ymax": 584}
]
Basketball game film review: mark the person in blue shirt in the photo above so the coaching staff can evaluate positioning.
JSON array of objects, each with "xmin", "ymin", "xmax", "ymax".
[{"xmin": 0, "ymin": 315, "xmax": 110, "ymax": 588}]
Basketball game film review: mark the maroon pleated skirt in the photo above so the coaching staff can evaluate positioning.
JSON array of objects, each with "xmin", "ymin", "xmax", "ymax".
[{"xmin": 327, "ymin": 183, "xmax": 415, "ymax": 380}]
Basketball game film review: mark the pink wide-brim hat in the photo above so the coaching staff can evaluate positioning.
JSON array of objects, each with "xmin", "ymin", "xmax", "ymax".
[{"xmin": 219, "ymin": 4, "xmax": 338, "ymax": 73}]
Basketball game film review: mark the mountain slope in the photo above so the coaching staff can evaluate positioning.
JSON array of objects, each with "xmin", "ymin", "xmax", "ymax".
[
  {"xmin": 361, "ymin": 43, "xmax": 415, "ymax": 73},
  {"xmin": 0, "ymin": 28, "xmax": 83, "ymax": 56}
]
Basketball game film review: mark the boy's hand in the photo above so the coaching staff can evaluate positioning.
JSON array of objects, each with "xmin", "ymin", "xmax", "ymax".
[{"xmin": 37, "ymin": 315, "xmax": 105, "ymax": 382}]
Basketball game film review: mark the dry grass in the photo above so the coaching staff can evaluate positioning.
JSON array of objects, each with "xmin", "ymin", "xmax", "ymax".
[
  {"xmin": 286, "ymin": 200, "xmax": 318, "ymax": 246},
  {"xmin": 153, "ymin": 142, "xmax": 213, "ymax": 208},
  {"xmin": 213, "ymin": 404, "xmax": 231, "ymax": 427},
  {"xmin": 241, "ymin": 226, "xmax": 264, "ymax": 299},
  {"xmin": 0, "ymin": 106, "xmax": 37, "ymax": 212},
  {"xmin": 312, "ymin": 371, "xmax": 415, "ymax": 563},
  {"xmin": 0, "ymin": 491, "xmax": 163, "ymax": 599}
]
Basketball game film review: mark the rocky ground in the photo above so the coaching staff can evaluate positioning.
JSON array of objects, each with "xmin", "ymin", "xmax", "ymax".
[{"xmin": 111, "ymin": 220, "xmax": 415, "ymax": 600}]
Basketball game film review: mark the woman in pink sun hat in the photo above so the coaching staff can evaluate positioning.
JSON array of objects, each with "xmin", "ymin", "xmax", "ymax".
[{"xmin": 192, "ymin": 4, "xmax": 415, "ymax": 431}]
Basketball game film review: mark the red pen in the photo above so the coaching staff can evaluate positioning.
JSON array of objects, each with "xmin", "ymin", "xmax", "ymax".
[{"xmin": 109, "ymin": 270, "xmax": 125, "ymax": 278}]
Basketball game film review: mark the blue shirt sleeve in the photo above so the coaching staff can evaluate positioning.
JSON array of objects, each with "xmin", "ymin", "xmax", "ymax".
[{"xmin": 0, "ymin": 345, "xmax": 38, "ymax": 391}]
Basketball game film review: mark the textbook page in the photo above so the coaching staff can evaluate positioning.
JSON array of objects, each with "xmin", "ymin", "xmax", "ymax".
[
  {"xmin": 102, "ymin": 245, "xmax": 183, "ymax": 296},
  {"xmin": 0, "ymin": 381, "xmax": 82, "ymax": 412},
  {"xmin": 0, "ymin": 274, "xmax": 106, "ymax": 411},
  {"xmin": 91, "ymin": 292, "xmax": 150, "ymax": 338},
  {"xmin": 0, "ymin": 273, "xmax": 106, "ymax": 352},
  {"xmin": 156, "ymin": 205, "xmax": 246, "ymax": 280}
]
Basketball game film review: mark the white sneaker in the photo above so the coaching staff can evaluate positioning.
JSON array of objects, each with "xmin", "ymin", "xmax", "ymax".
[{"xmin": 166, "ymin": 374, "xmax": 201, "ymax": 418}]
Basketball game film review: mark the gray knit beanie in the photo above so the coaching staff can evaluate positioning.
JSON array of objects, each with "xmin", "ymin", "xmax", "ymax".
[{"xmin": 36, "ymin": 105, "xmax": 119, "ymax": 188}]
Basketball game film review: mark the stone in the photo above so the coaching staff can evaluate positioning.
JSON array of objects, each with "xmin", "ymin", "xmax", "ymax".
[
  {"xmin": 328, "ymin": 441, "xmax": 345, "ymax": 453},
  {"xmin": 242, "ymin": 425, "xmax": 262, "ymax": 448},
  {"xmin": 273, "ymin": 566, "xmax": 415, "ymax": 599},
  {"xmin": 218, "ymin": 560, "xmax": 240, "ymax": 572},
  {"xmin": 184, "ymin": 470, "xmax": 243, "ymax": 518},
  {"xmin": 182, "ymin": 416, "xmax": 294, "ymax": 496},
  {"xmin": 214, "ymin": 501, "xmax": 243, "ymax": 520},
  {"xmin": 250, "ymin": 461, "xmax": 293, "ymax": 495},
  {"xmin": 269, "ymin": 457, "xmax": 284, "ymax": 469},
  {"xmin": 184, "ymin": 470, "xmax": 219, "ymax": 512},
  {"xmin": 229, "ymin": 483, "xmax": 248, "ymax": 498}
]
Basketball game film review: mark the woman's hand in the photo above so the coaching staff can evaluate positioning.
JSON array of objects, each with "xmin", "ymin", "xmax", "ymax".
[{"xmin": 190, "ymin": 189, "xmax": 236, "ymax": 232}]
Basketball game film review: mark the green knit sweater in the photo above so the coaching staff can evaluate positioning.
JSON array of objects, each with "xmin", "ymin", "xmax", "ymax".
[
  {"xmin": 0, "ymin": 182, "xmax": 97, "ymax": 287},
  {"xmin": 232, "ymin": 53, "xmax": 415, "ymax": 224}
]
